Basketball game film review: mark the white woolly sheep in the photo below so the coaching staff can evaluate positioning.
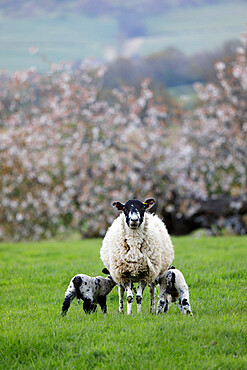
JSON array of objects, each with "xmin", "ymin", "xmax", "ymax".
[
  {"xmin": 157, "ymin": 266, "xmax": 193, "ymax": 316},
  {"xmin": 100, "ymin": 198, "xmax": 174, "ymax": 314},
  {"xmin": 61, "ymin": 270, "xmax": 116, "ymax": 316}
]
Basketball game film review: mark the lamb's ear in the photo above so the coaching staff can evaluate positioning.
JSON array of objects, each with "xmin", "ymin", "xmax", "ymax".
[
  {"xmin": 102, "ymin": 268, "xmax": 110, "ymax": 275},
  {"xmin": 168, "ymin": 265, "xmax": 175, "ymax": 270},
  {"xmin": 112, "ymin": 201, "xmax": 124, "ymax": 211},
  {"xmin": 143, "ymin": 198, "xmax": 156, "ymax": 210}
]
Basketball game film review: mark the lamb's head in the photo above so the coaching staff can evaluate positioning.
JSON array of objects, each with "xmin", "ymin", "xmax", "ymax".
[{"xmin": 112, "ymin": 198, "xmax": 155, "ymax": 229}]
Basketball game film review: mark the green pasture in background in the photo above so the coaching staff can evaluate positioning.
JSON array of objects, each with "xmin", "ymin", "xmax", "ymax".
[
  {"xmin": 1, "ymin": 2, "xmax": 247, "ymax": 72},
  {"xmin": 0, "ymin": 236, "xmax": 246, "ymax": 369}
]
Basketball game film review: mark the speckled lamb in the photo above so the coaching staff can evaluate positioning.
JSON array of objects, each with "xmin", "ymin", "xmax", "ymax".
[
  {"xmin": 61, "ymin": 271, "xmax": 116, "ymax": 316},
  {"xmin": 100, "ymin": 199, "xmax": 174, "ymax": 314},
  {"xmin": 157, "ymin": 266, "xmax": 193, "ymax": 316}
]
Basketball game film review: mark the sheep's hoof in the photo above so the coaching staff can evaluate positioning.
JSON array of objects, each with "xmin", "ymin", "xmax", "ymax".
[
  {"xmin": 127, "ymin": 296, "xmax": 133, "ymax": 304},
  {"xmin": 157, "ymin": 306, "xmax": 165, "ymax": 314},
  {"xmin": 136, "ymin": 295, "xmax": 142, "ymax": 304}
]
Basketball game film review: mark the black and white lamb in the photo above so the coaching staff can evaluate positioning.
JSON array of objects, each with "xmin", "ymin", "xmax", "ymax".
[
  {"xmin": 157, "ymin": 266, "xmax": 193, "ymax": 316},
  {"xmin": 61, "ymin": 270, "xmax": 116, "ymax": 316},
  {"xmin": 100, "ymin": 198, "xmax": 174, "ymax": 314}
]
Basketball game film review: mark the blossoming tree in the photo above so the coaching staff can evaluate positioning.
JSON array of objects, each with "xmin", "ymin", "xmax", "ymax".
[
  {"xmin": 0, "ymin": 62, "xmax": 175, "ymax": 240},
  {"xmin": 1, "ymin": 29, "xmax": 247, "ymax": 240},
  {"xmin": 164, "ymin": 31, "xmax": 247, "ymax": 234}
]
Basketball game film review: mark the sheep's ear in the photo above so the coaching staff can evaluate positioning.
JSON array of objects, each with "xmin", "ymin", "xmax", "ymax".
[
  {"xmin": 143, "ymin": 198, "xmax": 156, "ymax": 210},
  {"xmin": 112, "ymin": 201, "xmax": 124, "ymax": 211},
  {"xmin": 168, "ymin": 265, "xmax": 175, "ymax": 270},
  {"xmin": 102, "ymin": 268, "xmax": 110, "ymax": 275}
]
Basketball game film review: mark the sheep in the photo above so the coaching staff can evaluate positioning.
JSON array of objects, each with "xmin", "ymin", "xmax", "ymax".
[
  {"xmin": 61, "ymin": 269, "xmax": 116, "ymax": 316},
  {"xmin": 156, "ymin": 266, "xmax": 193, "ymax": 316},
  {"xmin": 100, "ymin": 198, "xmax": 174, "ymax": 314}
]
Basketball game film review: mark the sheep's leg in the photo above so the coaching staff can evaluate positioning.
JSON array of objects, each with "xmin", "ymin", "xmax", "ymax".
[
  {"xmin": 125, "ymin": 281, "xmax": 134, "ymax": 315},
  {"xmin": 157, "ymin": 277, "xmax": 167, "ymax": 314},
  {"xmin": 136, "ymin": 280, "xmax": 147, "ymax": 314},
  {"xmin": 83, "ymin": 299, "xmax": 97, "ymax": 314},
  {"xmin": 61, "ymin": 286, "xmax": 76, "ymax": 316},
  {"xmin": 118, "ymin": 285, "xmax": 125, "ymax": 313},
  {"xmin": 98, "ymin": 295, "xmax": 107, "ymax": 314},
  {"xmin": 164, "ymin": 294, "xmax": 172, "ymax": 314},
  {"xmin": 149, "ymin": 282, "xmax": 156, "ymax": 314},
  {"xmin": 178, "ymin": 292, "xmax": 193, "ymax": 316}
]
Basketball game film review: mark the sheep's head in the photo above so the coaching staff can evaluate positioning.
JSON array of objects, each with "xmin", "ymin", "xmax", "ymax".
[{"xmin": 112, "ymin": 199, "xmax": 155, "ymax": 229}]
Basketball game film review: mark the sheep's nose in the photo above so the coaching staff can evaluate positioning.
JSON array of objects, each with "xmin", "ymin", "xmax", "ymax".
[
  {"xmin": 130, "ymin": 213, "xmax": 138, "ymax": 221},
  {"xmin": 129, "ymin": 213, "xmax": 140, "ymax": 228}
]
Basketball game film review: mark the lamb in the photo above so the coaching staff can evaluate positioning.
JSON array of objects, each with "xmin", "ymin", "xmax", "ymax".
[
  {"xmin": 100, "ymin": 198, "xmax": 174, "ymax": 314},
  {"xmin": 157, "ymin": 266, "xmax": 193, "ymax": 316},
  {"xmin": 61, "ymin": 270, "xmax": 116, "ymax": 316}
]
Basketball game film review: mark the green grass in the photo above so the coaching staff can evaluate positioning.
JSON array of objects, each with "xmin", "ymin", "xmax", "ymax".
[{"xmin": 0, "ymin": 236, "xmax": 246, "ymax": 369}]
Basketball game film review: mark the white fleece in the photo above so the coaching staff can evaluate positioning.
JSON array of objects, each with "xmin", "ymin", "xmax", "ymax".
[{"xmin": 100, "ymin": 212, "xmax": 174, "ymax": 285}]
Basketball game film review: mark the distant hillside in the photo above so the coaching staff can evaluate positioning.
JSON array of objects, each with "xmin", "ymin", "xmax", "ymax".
[
  {"xmin": 0, "ymin": 0, "xmax": 246, "ymax": 72},
  {"xmin": 1, "ymin": 1, "xmax": 246, "ymax": 38},
  {"xmin": 1, "ymin": 0, "xmax": 240, "ymax": 20}
]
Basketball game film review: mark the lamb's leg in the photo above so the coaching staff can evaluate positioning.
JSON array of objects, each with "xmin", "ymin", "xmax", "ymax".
[
  {"xmin": 98, "ymin": 295, "xmax": 107, "ymax": 314},
  {"xmin": 83, "ymin": 299, "xmax": 97, "ymax": 314},
  {"xmin": 61, "ymin": 285, "xmax": 76, "ymax": 316},
  {"xmin": 164, "ymin": 294, "xmax": 172, "ymax": 314},
  {"xmin": 149, "ymin": 282, "xmax": 156, "ymax": 314},
  {"xmin": 118, "ymin": 285, "xmax": 125, "ymax": 313},
  {"xmin": 178, "ymin": 291, "xmax": 193, "ymax": 316},
  {"xmin": 125, "ymin": 281, "xmax": 134, "ymax": 315},
  {"xmin": 136, "ymin": 280, "xmax": 147, "ymax": 314},
  {"xmin": 157, "ymin": 276, "xmax": 167, "ymax": 314}
]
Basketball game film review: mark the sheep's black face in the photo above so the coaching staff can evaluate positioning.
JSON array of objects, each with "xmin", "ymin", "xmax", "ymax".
[
  {"xmin": 124, "ymin": 200, "xmax": 145, "ymax": 229},
  {"xmin": 112, "ymin": 199, "xmax": 155, "ymax": 229}
]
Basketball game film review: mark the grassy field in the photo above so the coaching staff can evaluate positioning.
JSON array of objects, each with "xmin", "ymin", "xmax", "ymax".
[{"xmin": 0, "ymin": 236, "xmax": 246, "ymax": 369}]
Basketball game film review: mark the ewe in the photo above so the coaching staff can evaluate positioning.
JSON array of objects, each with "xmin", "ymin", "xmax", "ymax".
[
  {"xmin": 61, "ymin": 272, "xmax": 116, "ymax": 316},
  {"xmin": 100, "ymin": 198, "xmax": 174, "ymax": 314}
]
